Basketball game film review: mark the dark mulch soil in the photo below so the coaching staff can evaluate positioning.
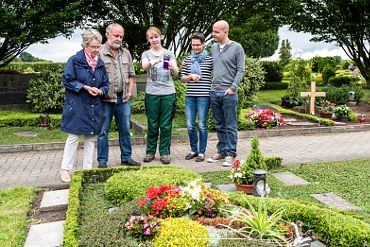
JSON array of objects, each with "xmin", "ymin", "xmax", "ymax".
[{"xmin": 27, "ymin": 189, "xmax": 66, "ymax": 225}]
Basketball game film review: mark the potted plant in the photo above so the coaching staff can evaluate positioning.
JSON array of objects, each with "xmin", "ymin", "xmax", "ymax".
[
  {"xmin": 333, "ymin": 104, "xmax": 350, "ymax": 121},
  {"xmin": 318, "ymin": 100, "xmax": 336, "ymax": 118},
  {"xmin": 230, "ymin": 135, "xmax": 268, "ymax": 194}
]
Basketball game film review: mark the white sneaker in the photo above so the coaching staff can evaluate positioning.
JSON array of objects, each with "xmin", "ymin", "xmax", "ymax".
[
  {"xmin": 222, "ymin": 156, "xmax": 234, "ymax": 167},
  {"xmin": 207, "ymin": 153, "xmax": 225, "ymax": 163}
]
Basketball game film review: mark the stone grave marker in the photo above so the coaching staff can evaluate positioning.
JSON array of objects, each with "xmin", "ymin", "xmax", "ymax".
[
  {"xmin": 273, "ymin": 171, "xmax": 309, "ymax": 186},
  {"xmin": 311, "ymin": 192, "xmax": 361, "ymax": 210}
]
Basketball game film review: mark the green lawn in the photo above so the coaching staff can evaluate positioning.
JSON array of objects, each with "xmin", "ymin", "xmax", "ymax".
[
  {"xmin": 201, "ymin": 158, "xmax": 370, "ymax": 219},
  {"xmin": 0, "ymin": 127, "xmax": 119, "ymax": 145},
  {"xmin": 0, "ymin": 187, "xmax": 37, "ymax": 247}
]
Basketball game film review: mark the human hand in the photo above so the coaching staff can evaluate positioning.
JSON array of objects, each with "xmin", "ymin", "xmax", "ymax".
[
  {"xmin": 125, "ymin": 92, "xmax": 132, "ymax": 100},
  {"xmin": 224, "ymin": 88, "xmax": 236, "ymax": 95},
  {"xmin": 190, "ymin": 74, "xmax": 201, "ymax": 81},
  {"xmin": 150, "ymin": 59, "xmax": 161, "ymax": 66},
  {"xmin": 84, "ymin": 86, "xmax": 102, "ymax": 96}
]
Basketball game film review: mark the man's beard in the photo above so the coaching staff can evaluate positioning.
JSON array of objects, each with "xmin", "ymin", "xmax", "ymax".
[{"xmin": 110, "ymin": 43, "xmax": 121, "ymax": 49}]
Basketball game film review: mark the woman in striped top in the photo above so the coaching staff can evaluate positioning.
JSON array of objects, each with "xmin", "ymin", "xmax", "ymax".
[{"xmin": 181, "ymin": 32, "xmax": 213, "ymax": 162}]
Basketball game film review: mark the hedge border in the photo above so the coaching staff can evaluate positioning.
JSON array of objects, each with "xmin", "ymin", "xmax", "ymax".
[
  {"xmin": 64, "ymin": 167, "xmax": 369, "ymax": 246},
  {"xmin": 63, "ymin": 166, "xmax": 179, "ymax": 247},
  {"xmin": 230, "ymin": 193, "xmax": 370, "ymax": 247}
]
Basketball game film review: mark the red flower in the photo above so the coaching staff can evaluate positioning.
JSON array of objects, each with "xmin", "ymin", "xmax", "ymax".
[
  {"xmin": 147, "ymin": 187, "xmax": 161, "ymax": 199},
  {"xmin": 232, "ymin": 160, "xmax": 241, "ymax": 169}
]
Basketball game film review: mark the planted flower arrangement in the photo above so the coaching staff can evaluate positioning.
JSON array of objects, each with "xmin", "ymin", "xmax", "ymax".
[
  {"xmin": 247, "ymin": 107, "xmax": 284, "ymax": 128},
  {"xmin": 123, "ymin": 179, "xmax": 316, "ymax": 246}
]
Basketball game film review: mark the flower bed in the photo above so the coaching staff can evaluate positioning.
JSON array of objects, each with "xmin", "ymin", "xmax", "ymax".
[{"xmin": 64, "ymin": 166, "xmax": 370, "ymax": 247}]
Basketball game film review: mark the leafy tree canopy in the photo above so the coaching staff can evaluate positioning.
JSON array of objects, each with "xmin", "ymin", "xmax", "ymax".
[
  {"xmin": 90, "ymin": 0, "xmax": 293, "ymax": 59},
  {"xmin": 19, "ymin": 52, "xmax": 47, "ymax": 62},
  {"xmin": 287, "ymin": 0, "xmax": 370, "ymax": 85},
  {"xmin": 0, "ymin": 0, "xmax": 86, "ymax": 67}
]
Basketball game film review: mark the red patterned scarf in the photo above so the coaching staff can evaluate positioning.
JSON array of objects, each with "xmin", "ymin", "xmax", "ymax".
[{"xmin": 84, "ymin": 48, "xmax": 98, "ymax": 71}]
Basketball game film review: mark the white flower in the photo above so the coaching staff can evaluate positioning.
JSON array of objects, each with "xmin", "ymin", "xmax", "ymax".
[{"xmin": 183, "ymin": 179, "xmax": 202, "ymax": 201}]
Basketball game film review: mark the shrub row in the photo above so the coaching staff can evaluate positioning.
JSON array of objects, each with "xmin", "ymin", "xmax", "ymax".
[
  {"xmin": 230, "ymin": 194, "xmax": 370, "ymax": 247},
  {"xmin": 261, "ymin": 81, "xmax": 289, "ymax": 90},
  {"xmin": 0, "ymin": 112, "xmax": 62, "ymax": 129},
  {"xmin": 0, "ymin": 111, "xmax": 121, "ymax": 130},
  {"xmin": 4, "ymin": 62, "xmax": 66, "ymax": 73},
  {"xmin": 104, "ymin": 166, "xmax": 201, "ymax": 205},
  {"xmin": 270, "ymin": 104, "xmax": 336, "ymax": 126}
]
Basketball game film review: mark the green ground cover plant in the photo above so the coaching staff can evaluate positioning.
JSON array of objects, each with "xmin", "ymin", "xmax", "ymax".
[
  {"xmin": 201, "ymin": 158, "xmax": 370, "ymax": 219},
  {"xmin": 0, "ymin": 127, "xmax": 119, "ymax": 145},
  {"xmin": 0, "ymin": 187, "xmax": 38, "ymax": 247}
]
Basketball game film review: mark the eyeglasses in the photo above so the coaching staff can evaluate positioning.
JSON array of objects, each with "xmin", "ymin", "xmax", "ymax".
[{"xmin": 88, "ymin": 45, "xmax": 101, "ymax": 49}]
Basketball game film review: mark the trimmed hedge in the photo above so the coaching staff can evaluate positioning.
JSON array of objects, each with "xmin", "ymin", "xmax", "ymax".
[
  {"xmin": 230, "ymin": 194, "xmax": 370, "ymax": 247},
  {"xmin": 0, "ymin": 111, "xmax": 120, "ymax": 130},
  {"xmin": 268, "ymin": 104, "xmax": 336, "ymax": 126},
  {"xmin": 105, "ymin": 166, "xmax": 201, "ymax": 205},
  {"xmin": 0, "ymin": 111, "xmax": 62, "ymax": 128},
  {"xmin": 4, "ymin": 62, "xmax": 66, "ymax": 73},
  {"xmin": 264, "ymin": 156, "xmax": 282, "ymax": 170},
  {"xmin": 261, "ymin": 82, "xmax": 289, "ymax": 90}
]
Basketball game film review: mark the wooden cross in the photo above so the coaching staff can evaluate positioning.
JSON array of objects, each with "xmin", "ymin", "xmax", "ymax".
[{"xmin": 300, "ymin": 81, "xmax": 326, "ymax": 115}]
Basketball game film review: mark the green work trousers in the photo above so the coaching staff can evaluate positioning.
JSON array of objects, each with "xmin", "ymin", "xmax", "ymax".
[{"xmin": 145, "ymin": 93, "xmax": 176, "ymax": 156}]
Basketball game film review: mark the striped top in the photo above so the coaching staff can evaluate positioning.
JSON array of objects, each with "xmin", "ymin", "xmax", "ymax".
[{"xmin": 181, "ymin": 54, "xmax": 213, "ymax": 97}]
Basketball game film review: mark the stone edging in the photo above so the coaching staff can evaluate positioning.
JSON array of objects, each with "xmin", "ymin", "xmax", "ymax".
[{"xmin": 1, "ymin": 124, "xmax": 370, "ymax": 154}]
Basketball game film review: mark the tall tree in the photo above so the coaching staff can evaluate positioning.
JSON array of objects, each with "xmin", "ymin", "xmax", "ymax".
[
  {"xmin": 0, "ymin": 0, "xmax": 86, "ymax": 67},
  {"xmin": 229, "ymin": 15, "xmax": 279, "ymax": 58},
  {"xmin": 278, "ymin": 39, "xmax": 292, "ymax": 68},
  {"xmin": 287, "ymin": 0, "xmax": 370, "ymax": 86},
  {"xmin": 91, "ymin": 0, "xmax": 293, "ymax": 59}
]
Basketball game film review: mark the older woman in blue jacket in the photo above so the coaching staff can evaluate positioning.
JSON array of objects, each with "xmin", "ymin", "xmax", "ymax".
[{"xmin": 60, "ymin": 29, "xmax": 109, "ymax": 183}]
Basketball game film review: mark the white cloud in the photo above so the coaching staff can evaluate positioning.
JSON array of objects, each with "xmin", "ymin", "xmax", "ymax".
[
  {"xmin": 26, "ymin": 30, "xmax": 83, "ymax": 62},
  {"xmin": 264, "ymin": 25, "xmax": 350, "ymax": 61}
]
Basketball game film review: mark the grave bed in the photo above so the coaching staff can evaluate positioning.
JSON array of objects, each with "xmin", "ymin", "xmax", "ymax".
[{"xmin": 63, "ymin": 166, "xmax": 370, "ymax": 247}]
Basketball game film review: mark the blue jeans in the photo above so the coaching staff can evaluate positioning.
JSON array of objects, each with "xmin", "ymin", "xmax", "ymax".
[
  {"xmin": 210, "ymin": 91, "xmax": 238, "ymax": 157},
  {"xmin": 185, "ymin": 96, "xmax": 210, "ymax": 154},
  {"xmin": 97, "ymin": 96, "xmax": 132, "ymax": 164}
]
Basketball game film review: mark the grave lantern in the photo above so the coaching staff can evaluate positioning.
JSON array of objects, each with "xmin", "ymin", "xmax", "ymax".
[
  {"xmin": 252, "ymin": 169, "xmax": 268, "ymax": 197},
  {"xmin": 348, "ymin": 91, "xmax": 355, "ymax": 102},
  {"xmin": 40, "ymin": 113, "xmax": 49, "ymax": 129}
]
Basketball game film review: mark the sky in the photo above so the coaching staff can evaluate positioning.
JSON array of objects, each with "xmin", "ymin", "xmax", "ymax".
[{"xmin": 25, "ymin": 25, "xmax": 350, "ymax": 62}]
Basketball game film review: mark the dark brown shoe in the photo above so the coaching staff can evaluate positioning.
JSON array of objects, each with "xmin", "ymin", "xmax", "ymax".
[
  {"xmin": 185, "ymin": 152, "xmax": 198, "ymax": 160},
  {"xmin": 121, "ymin": 159, "xmax": 141, "ymax": 166},
  {"xmin": 160, "ymin": 155, "xmax": 171, "ymax": 165},
  {"xmin": 143, "ymin": 154, "xmax": 155, "ymax": 163}
]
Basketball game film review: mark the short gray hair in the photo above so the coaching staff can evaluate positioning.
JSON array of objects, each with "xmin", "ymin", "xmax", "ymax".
[
  {"xmin": 106, "ymin": 23, "xmax": 124, "ymax": 35},
  {"xmin": 81, "ymin": 29, "xmax": 102, "ymax": 48}
]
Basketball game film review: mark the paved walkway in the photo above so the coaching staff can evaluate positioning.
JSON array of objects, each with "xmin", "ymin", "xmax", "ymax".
[{"xmin": 1, "ymin": 130, "xmax": 370, "ymax": 189}]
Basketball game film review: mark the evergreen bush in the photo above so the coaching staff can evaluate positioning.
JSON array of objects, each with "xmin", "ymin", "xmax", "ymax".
[
  {"xmin": 238, "ymin": 58, "xmax": 265, "ymax": 109},
  {"xmin": 26, "ymin": 69, "xmax": 64, "ymax": 113},
  {"xmin": 329, "ymin": 76, "xmax": 351, "ymax": 87},
  {"xmin": 239, "ymin": 135, "xmax": 268, "ymax": 184},
  {"xmin": 261, "ymin": 61, "xmax": 283, "ymax": 82},
  {"xmin": 322, "ymin": 65, "xmax": 336, "ymax": 85}
]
